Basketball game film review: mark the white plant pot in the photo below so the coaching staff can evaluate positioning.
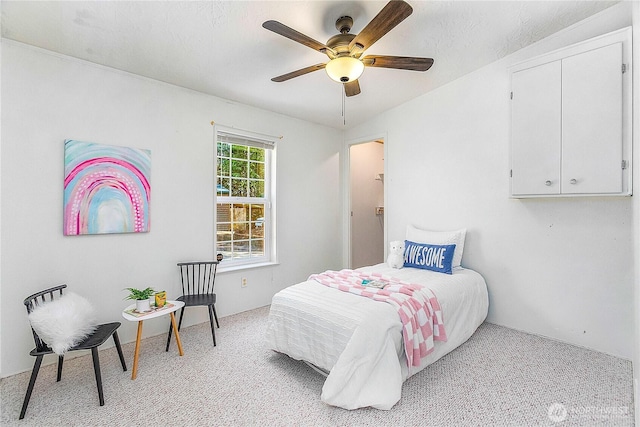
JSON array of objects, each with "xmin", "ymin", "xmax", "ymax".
[{"xmin": 136, "ymin": 299, "xmax": 151, "ymax": 313}]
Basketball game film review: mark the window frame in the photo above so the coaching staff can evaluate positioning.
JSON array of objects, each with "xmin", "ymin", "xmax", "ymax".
[{"xmin": 214, "ymin": 126, "xmax": 277, "ymax": 270}]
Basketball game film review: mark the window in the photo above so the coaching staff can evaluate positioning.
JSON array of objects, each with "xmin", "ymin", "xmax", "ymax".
[{"xmin": 215, "ymin": 129, "xmax": 275, "ymax": 267}]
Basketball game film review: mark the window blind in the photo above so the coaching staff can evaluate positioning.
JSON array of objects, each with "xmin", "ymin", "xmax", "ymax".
[{"xmin": 217, "ymin": 131, "xmax": 276, "ymax": 150}]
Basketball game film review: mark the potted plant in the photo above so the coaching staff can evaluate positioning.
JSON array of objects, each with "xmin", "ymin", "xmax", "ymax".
[{"xmin": 124, "ymin": 287, "xmax": 155, "ymax": 312}]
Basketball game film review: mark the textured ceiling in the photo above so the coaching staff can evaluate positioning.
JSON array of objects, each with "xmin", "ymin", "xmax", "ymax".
[{"xmin": 1, "ymin": 1, "xmax": 618, "ymax": 129}]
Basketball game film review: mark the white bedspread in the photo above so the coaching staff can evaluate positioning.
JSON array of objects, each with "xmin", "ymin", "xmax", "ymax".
[{"xmin": 265, "ymin": 263, "xmax": 489, "ymax": 410}]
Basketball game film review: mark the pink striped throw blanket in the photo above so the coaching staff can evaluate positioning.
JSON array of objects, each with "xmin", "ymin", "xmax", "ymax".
[{"xmin": 308, "ymin": 269, "xmax": 447, "ymax": 367}]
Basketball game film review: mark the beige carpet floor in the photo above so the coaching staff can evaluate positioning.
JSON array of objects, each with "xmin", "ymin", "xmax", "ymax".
[{"xmin": 0, "ymin": 305, "xmax": 634, "ymax": 426}]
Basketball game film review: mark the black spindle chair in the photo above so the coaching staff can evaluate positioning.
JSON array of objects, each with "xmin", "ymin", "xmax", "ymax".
[
  {"xmin": 20, "ymin": 285, "xmax": 127, "ymax": 420},
  {"xmin": 166, "ymin": 261, "xmax": 220, "ymax": 351}
]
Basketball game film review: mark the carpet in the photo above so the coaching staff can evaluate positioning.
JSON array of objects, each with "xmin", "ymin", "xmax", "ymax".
[{"xmin": 0, "ymin": 305, "xmax": 633, "ymax": 426}]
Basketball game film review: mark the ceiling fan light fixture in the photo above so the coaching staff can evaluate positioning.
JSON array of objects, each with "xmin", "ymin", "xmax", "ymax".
[{"xmin": 325, "ymin": 57, "xmax": 364, "ymax": 83}]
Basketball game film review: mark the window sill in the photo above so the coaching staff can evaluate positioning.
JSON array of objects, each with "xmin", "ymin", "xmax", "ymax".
[{"xmin": 217, "ymin": 261, "xmax": 279, "ymax": 274}]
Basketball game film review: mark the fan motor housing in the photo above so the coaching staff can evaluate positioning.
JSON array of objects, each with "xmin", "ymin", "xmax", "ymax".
[
  {"xmin": 326, "ymin": 15, "xmax": 356, "ymax": 56},
  {"xmin": 326, "ymin": 33, "xmax": 356, "ymax": 55}
]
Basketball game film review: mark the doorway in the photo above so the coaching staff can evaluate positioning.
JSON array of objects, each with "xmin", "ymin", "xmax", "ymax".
[{"xmin": 350, "ymin": 140, "xmax": 385, "ymax": 269}]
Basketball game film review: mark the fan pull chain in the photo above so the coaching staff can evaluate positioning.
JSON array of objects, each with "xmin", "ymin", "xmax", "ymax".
[{"xmin": 342, "ymin": 86, "xmax": 346, "ymax": 126}]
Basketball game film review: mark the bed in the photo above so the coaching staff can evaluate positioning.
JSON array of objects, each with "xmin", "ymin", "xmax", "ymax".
[{"xmin": 265, "ymin": 260, "xmax": 489, "ymax": 410}]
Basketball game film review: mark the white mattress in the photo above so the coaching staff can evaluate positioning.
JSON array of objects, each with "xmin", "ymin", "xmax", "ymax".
[{"xmin": 265, "ymin": 263, "xmax": 489, "ymax": 410}]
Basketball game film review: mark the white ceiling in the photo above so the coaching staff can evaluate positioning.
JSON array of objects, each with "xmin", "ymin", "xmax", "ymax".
[{"xmin": 1, "ymin": 1, "xmax": 618, "ymax": 130}]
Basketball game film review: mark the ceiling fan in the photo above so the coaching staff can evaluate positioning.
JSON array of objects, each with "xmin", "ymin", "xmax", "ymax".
[{"xmin": 262, "ymin": 0, "xmax": 433, "ymax": 97}]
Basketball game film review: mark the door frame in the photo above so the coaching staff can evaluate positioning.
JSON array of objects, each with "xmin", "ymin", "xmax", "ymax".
[{"xmin": 342, "ymin": 132, "xmax": 388, "ymax": 269}]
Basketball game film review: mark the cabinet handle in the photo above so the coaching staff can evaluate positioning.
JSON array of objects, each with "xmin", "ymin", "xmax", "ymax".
[
  {"xmin": 545, "ymin": 180, "xmax": 552, "ymax": 186},
  {"xmin": 570, "ymin": 179, "xmax": 577, "ymax": 185}
]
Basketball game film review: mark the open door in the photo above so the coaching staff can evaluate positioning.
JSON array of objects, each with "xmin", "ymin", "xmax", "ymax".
[{"xmin": 350, "ymin": 140, "xmax": 384, "ymax": 269}]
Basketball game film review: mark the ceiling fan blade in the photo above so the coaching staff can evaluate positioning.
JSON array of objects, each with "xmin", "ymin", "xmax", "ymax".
[
  {"xmin": 362, "ymin": 55, "xmax": 434, "ymax": 71},
  {"xmin": 271, "ymin": 63, "xmax": 326, "ymax": 82},
  {"xmin": 344, "ymin": 80, "xmax": 361, "ymax": 97},
  {"xmin": 263, "ymin": 20, "xmax": 332, "ymax": 54},
  {"xmin": 349, "ymin": 0, "xmax": 413, "ymax": 52}
]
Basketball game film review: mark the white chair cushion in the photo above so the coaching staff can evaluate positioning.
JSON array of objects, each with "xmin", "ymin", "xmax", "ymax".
[{"xmin": 28, "ymin": 292, "xmax": 97, "ymax": 355}]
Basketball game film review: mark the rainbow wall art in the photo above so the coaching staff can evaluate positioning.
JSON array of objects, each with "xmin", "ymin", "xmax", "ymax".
[{"xmin": 63, "ymin": 140, "xmax": 151, "ymax": 235}]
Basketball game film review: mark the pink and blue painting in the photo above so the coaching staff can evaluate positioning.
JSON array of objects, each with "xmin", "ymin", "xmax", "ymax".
[{"xmin": 63, "ymin": 139, "xmax": 151, "ymax": 235}]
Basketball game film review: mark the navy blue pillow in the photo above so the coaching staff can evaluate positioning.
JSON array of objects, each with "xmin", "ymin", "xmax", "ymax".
[{"xmin": 404, "ymin": 240, "xmax": 456, "ymax": 274}]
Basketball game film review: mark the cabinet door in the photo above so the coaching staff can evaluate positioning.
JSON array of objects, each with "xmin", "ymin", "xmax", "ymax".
[
  {"xmin": 561, "ymin": 43, "xmax": 623, "ymax": 194},
  {"xmin": 511, "ymin": 61, "xmax": 562, "ymax": 196}
]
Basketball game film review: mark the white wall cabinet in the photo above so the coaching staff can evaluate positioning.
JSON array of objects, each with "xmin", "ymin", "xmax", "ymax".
[{"xmin": 510, "ymin": 28, "xmax": 631, "ymax": 198}]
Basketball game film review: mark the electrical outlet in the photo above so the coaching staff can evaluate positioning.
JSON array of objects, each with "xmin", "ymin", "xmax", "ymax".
[{"xmin": 241, "ymin": 277, "xmax": 247, "ymax": 288}]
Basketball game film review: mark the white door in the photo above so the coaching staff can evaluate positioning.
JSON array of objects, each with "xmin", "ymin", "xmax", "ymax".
[
  {"xmin": 561, "ymin": 43, "xmax": 623, "ymax": 194},
  {"xmin": 511, "ymin": 60, "xmax": 562, "ymax": 196}
]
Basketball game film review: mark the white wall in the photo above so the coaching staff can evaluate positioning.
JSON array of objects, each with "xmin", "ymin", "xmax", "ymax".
[
  {"xmin": 632, "ymin": 2, "xmax": 640, "ymax": 424},
  {"xmin": 0, "ymin": 41, "xmax": 343, "ymax": 376},
  {"xmin": 345, "ymin": 2, "xmax": 634, "ymax": 359},
  {"xmin": 0, "ymin": 0, "xmax": 4, "ymax": 373},
  {"xmin": 350, "ymin": 141, "xmax": 384, "ymax": 268}
]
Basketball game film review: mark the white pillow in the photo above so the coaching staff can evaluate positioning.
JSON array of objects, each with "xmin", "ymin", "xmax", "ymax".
[
  {"xmin": 406, "ymin": 225, "xmax": 467, "ymax": 268},
  {"xmin": 28, "ymin": 292, "xmax": 97, "ymax": 355}
]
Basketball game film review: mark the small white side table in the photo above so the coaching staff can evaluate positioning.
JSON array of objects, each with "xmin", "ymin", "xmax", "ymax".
[{"xmin": 122, "ymin": 300, "xmax": 185, "ymax": 380}]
